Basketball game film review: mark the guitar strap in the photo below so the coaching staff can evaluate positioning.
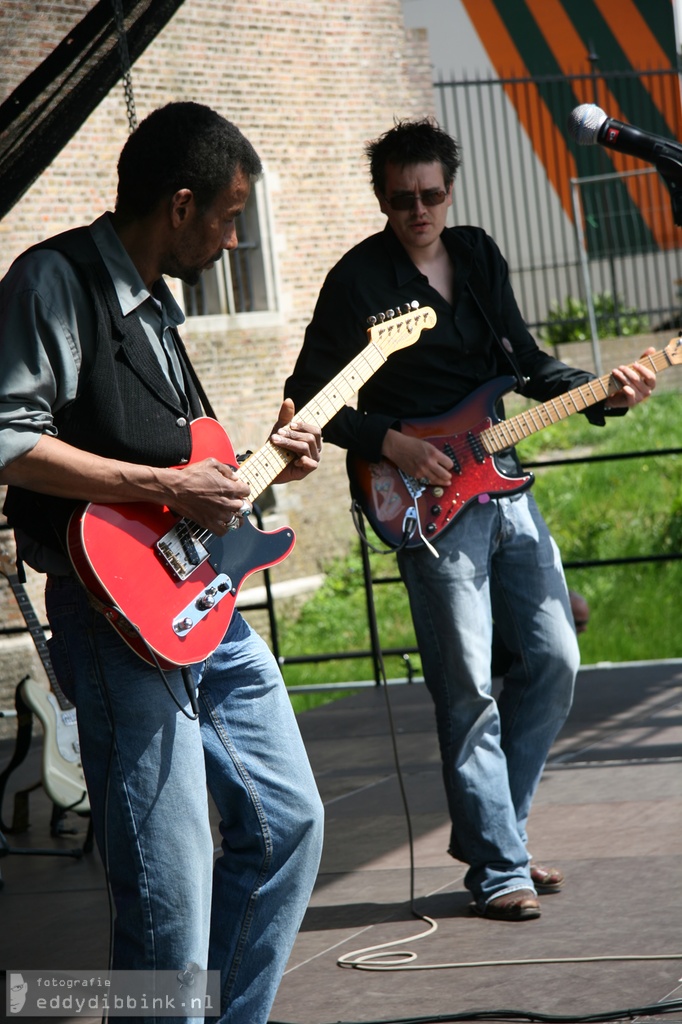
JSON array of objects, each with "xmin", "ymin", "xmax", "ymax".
[
  {"xmin": 463, "ymin": 254, "xmax": 528, "ymax": 393},
  {"xmin": 169, "ymin": 327, "xmax": 218, "ymax": 420},
  {"xmin": 466, "ymin": 284, "xmax": 524, "ymax": 391}
]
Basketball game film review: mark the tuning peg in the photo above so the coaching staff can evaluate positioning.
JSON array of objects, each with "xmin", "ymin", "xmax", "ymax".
[{"xmin": 368, "ymin": 302, "xmax": 420, "ymax": 325}]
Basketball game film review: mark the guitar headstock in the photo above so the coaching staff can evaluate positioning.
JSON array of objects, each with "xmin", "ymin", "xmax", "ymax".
[
  {"xmin": 366, "ymin": 302, "xmax": 437, "ymax": 357},
  {"xmin": 664, "ymin": 336, "xmax": 682, "ymax": 365}
]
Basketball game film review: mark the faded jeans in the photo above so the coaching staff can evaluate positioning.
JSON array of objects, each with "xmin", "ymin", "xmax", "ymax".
[
  {"xmin": 397, "ymin": 492, "xmax": 578, "ymax": 907},
  {"xmin": 45, "ymin": 575, "xmax": 324, "ymax": 1024}
]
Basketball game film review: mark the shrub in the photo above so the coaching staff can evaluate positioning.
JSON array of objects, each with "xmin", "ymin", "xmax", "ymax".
[{"xmin": 542, "ymin": 292, "xmax": 649, "ymax": 346}]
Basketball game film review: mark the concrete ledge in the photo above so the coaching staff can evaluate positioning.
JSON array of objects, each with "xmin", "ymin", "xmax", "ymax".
[{"xmin": 236, "ymin": 572, "xmax": 325, "ymax": 608}]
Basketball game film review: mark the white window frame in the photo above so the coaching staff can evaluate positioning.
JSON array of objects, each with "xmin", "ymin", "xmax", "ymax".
[{"xmin": 180, "ymin": 171, "xmax": 281, "ymax": 329}]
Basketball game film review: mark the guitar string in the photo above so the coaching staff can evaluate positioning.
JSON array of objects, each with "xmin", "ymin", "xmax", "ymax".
[
  {"xmin": 438, "ymin": 346, "xmax": 673, "ymax": 461},
  {"xmin": 238, "ymin": 319, "xmax": 436, "ymax": 489}
]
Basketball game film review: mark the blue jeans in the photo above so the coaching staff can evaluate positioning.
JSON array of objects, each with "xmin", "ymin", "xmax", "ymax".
[
  {"xmin": 45, "ymin": 576, "xmax": 324, "ymax": 1024},
  {"xmin": 397, "ymin": 492, "xmax": 579, "ymax": 907}
]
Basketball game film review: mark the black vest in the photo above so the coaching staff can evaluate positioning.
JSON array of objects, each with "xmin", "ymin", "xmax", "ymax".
[{"xmin": 4, "ymin": 224, "xmax": 205, "ymax": 555}]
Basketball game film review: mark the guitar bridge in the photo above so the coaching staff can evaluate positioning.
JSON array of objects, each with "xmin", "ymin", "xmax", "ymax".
[
  {"xmin": 400, "ymin": 472, "xmax": 428, "ymax": 501},
  {"xmin": 157, "ymin": 520, "xmax": 210, "ymax": 580},
  {"xmin": 398, "ymin": 472, "xmax": 439, "ymax": 559}
]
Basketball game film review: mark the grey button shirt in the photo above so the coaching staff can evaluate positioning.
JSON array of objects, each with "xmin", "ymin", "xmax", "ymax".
[
  {"xmin": 0, "ymin": 212, "xmax": 188, "ymax": 469},
  {"xmin": 0, "ymin": 213, "xmax": 189, "ymax": 572}
]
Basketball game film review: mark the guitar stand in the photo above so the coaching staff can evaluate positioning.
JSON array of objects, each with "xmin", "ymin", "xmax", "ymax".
[{"xmin": 0, "ymin": 680, "xmax": 93, "ymax": 891}]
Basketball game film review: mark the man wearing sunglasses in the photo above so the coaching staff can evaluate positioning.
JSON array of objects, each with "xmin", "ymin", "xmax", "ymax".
[{"xmin": 285, "ymin": 117, "xmax": 655, "ymax": 922}]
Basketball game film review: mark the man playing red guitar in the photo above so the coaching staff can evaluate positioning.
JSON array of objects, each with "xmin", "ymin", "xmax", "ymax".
[
  {"xmin": 285, "ymin": 118, "xmax": 656, "ymax": 921},
  {"xmin": 0, "ymin": 103, "xmax": 324, "ymax": 1022}
]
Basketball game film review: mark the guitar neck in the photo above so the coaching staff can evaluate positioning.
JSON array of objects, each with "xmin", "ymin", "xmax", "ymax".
[
  {"xmin": 483, "ymin": 346, "xmax": 673, "ymax": 454},
  {"xmin": 5, "ymin": 575, "xmax": 73, "ymax": 711},
  {"xmin": 237, "ymin": 338, "xmax": 391, "ymax": 498}
]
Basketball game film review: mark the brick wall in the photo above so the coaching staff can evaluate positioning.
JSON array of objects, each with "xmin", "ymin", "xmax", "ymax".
[{"xmin": 0, "ymin": 0, "xmax": 434, "ymax": 730}]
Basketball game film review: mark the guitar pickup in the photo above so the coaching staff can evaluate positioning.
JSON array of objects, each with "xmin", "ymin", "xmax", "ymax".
[
  {"xmin": 157, "ymin": 520, "xmax": 210, "ymax": 580},
  {"xmin": 442, "ymin": 442, "xmax": 461, "ymax": 474},
  {"xmin": 467, "ymin": 430, "xmax": 487, "ymax": 465}
]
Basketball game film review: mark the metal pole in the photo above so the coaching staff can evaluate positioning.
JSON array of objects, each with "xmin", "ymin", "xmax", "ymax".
[{"xmin": 570, "ymin": 177, "xmax": 603, "ymax": 375}]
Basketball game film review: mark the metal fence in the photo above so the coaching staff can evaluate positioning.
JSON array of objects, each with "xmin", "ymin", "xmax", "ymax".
[{"xmin": 434, "ymin": 67, "xmax": 682, "ymax": 344}]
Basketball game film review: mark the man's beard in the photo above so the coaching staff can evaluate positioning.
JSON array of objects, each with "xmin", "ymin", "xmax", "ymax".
[
  {"xmin": 180, "ymin": 266, "xmax": 203, "ymax": 287},
  {"xmin": 177, "ymin": 249, "xmax": 223, "ymax": 287}
]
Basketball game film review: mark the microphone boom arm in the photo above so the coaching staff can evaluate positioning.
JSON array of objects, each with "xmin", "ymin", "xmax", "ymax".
[{"xmin": 656, "ymin": 153, "xmax": 682, "ymax": 227}]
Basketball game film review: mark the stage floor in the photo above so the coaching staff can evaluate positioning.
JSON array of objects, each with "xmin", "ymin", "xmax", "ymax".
[{"xmin": 1, "ymin": 659, "xmax": 681, "ymax": 1024}]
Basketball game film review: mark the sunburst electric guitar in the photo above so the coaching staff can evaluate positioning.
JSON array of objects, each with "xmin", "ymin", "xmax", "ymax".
[
  {"xmin": 67, "ymin": 305, "xmax": 436, "ymax": 668},
  {"xmin": 348, "ymin": 338, "xmax": 682, "ymax": 551}
]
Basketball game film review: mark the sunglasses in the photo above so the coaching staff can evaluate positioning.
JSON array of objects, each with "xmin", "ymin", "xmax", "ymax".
[{"xmin": 382, "ymin": 189, "xmax": 448, "ymax": 211}]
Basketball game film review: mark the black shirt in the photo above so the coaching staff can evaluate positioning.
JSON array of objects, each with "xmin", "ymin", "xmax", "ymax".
[{"xmin": 286, "ymin": 223, "xmax": 614, "ymax": 467}]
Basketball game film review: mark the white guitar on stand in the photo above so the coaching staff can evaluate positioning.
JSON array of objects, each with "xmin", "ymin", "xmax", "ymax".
[{"xmin": 0, "ymin": 555, "xmax": 89, "ymax": 816}]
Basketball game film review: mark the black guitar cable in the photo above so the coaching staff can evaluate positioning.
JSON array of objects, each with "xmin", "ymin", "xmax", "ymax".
[{"xmin": 350, "ymin": 498, "xmax": 415, "ymax": 556}]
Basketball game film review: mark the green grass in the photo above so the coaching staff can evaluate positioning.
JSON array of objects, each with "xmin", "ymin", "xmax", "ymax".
[
  {"xmin": 282, "ymin": 391, "xmax": 682, "ymax": 714},
  {"xmin": 514, "ymin": 389, "xmax": 682, "ymax": 666},
  {"xmin": 280, "ymin": 546, "xmax": 420, "ymax": 713}
]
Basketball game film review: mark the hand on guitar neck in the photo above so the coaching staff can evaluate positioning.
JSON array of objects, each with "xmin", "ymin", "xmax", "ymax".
[
  {"xmin": 602, "ymin": 347, "xmax": 657, "ymax": 409},
  {"xmin": 0, "ymin": 404, "xmax": 322, "ymax": 539},
  {"xmin": 380, "ymin": 346, "xmax": 658, "ymax": 487},
  {"xmin": 267, "ymin": 398, "xmax": 323, "ymax": 483},
  {"xmin": 351, "ymin": 340, "xmax": 678, "ymax": 552}
]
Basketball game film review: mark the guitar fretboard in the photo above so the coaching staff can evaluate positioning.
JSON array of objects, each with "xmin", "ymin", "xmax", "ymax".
[
  {"xmin": 481, "ymin": 346, "xmax": 674, "ymax": 454},
  {"xmin": 175, "ymin": 309, "xmax": 435, "ymax": 545},
  {"xmin": 238, "ymin": 313, "xmax": 435, "ymax": 498}
]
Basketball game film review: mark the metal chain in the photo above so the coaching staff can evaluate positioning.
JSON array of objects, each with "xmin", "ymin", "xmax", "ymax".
[{"xmin": 111, "ymin": 0, "xmax": 138, "ymax": 132}]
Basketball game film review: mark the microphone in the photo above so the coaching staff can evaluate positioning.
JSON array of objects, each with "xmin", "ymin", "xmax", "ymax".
[{"xmin": 567, "ymin": 104, "xmax": 682, "ymax": 164}]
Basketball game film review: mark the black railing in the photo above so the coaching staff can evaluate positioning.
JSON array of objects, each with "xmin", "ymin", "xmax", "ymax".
[
  {"xmin": 433, "ymin": 67, "xmax": 682, "ymax": 338},
  {"xmin": 1, "ymin": 448, "xmax": 680, "ymax": 693},
  {"xmin": 276, "ymin": 445, "xmax": 682, "ymax": 691}
]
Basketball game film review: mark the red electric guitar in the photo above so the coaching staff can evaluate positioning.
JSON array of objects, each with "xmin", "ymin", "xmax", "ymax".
[
  {"xmin": 67, "ymin": 305, "xmax": 437, "ymax": 667},
  {"xmin": 348, "ymin": 338, "xmax": 682, "ymax": 551}
]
